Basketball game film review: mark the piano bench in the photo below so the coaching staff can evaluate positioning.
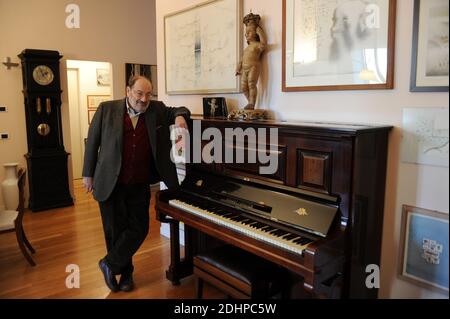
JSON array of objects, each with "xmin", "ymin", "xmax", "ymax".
[{"xmin": 194, "ymin": 245, "xmax": 287, "ymax": 299}]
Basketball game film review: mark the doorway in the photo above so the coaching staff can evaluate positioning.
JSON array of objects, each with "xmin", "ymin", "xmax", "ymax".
[{"xmin": 66, "ymin": 60, "xmax": 112, "ymax": 180}]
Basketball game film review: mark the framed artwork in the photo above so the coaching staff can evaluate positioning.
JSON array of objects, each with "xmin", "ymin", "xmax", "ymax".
[
  {"xmin": 164, "ymin": 0, "xmax": 242, "ymax": 94},
  {"xmin": 399, "ymin": 205, "xmax": 449, "ymax": 294},
  {"xmin": 87, "ymin": 95, "xmax": 110, "ymax": 110},
  {"xmin": 401, "ymin": 107, "xmax": 449, "ymax": 167},
  {"xmin": 410, "ymin": 0, "xmax": 449, "ymax": 92},
  {"xmin": 282, "ymin": 0, "xmax": 396, "ymax": 92},
  {"xmin": 125, "ymin": 63, "xmax": 158, "ymax": 97},
  {"xmin": 203, "ymin": 97, "xmax": 228, "ymax": 118},
  {"xmin": 96, "ymin": 68, "xmax": 110, "ymax": 87}
]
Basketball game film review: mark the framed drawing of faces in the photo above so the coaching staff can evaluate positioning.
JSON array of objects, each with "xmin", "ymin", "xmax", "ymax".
[{"xmin": 282, "ymin": 0, "xmax": 397, "ymax": 92}]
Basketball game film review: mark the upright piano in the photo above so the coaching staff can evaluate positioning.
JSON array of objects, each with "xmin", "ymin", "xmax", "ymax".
[{"xmin": 156, "ymin": 118, "xmax": 392, "ymax": 299}]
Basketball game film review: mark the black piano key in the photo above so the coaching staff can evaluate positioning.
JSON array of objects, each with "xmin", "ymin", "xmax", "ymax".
[
  {"xmin": 267, "ymin": 229, "xmax": 280, "ymax": 234},
  {"xmin": 250, "ymin": 222, "xmax": 265, "ymax": 229},
  {"xmin": 299, "ymin": 238, "xmax": 313, "ymax": 245},
  {"xmin": 282, "ymin": 233, "xmax": 297, "ymax": 240},
  {"xmin": 233, "ymin": 216, "xmax": 248, "ymax": 222},
  {"xmin": 230, "ymin": 215, "xmax": 245, "ymax": 222},
  {"xmin": 262, "ymin": 226, "xmax": 276, "ymax": 232},
  {"xmin": 271, "ymin": 229, "xmax": 288, "ymax": 237},
  {"xmin": 253, "ymin": 223, "xmax": 269, "ymax": 230},
  {"xmin": 222, "ymin": 212, "xmax": 236, "ymax": 218}
]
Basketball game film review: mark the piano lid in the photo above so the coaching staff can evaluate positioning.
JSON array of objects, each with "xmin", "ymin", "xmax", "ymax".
[{"xmin": 181, "ymin": 171, "xmax": 339, "ymax": 237}]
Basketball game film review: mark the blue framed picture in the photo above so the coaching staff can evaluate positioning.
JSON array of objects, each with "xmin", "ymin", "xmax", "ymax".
[{"xmin": 399, "ymin": 205, "xmax": 449, "ymax": 294}]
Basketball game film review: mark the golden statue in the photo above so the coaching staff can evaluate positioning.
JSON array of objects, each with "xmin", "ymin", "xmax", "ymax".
[{"xmin": 235, "ymin": 12, "xmax": 267, "ymax": 111}]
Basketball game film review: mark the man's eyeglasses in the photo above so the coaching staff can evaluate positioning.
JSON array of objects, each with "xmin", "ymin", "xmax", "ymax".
[{"xmin": 132, "ymin": 89, "xmax": 153, "ymax": 100}]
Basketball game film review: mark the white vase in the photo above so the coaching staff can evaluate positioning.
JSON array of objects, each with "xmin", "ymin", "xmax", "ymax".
[{"xmin": 1, "ymin": 163, "xmax": 19, "ymax": 211}]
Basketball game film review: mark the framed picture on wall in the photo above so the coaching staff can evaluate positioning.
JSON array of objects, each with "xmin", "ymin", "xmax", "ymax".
[
  {"xmin": 87, "ymin": 95, "xmax": 110, "ymax": 110},
  {"xmin": 125, "ymin": 63, "xmax": 158, "ymax": 97},
  {"xmin": 96, "ymin": 68, "xmax": 110, "ymax": 87},
  {"xmin": 410, "ymin": 0, "xmax": 449, "ymax": 92},
  {"xmin": 399, "ymin": 205, "xmax": 449, "ymax": 294},
  {"xmin": 164, "ymin": 0, "xmax": 242, "ymax": 94},
  {"xmin": 282, "ymin": 0, "xmax": 397, "ymax": 92},
  {"xmin": 203, "ymin": 97, "xmax": 228, "ymax": 118}
]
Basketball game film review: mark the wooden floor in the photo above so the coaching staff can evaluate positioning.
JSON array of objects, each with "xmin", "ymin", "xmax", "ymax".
[{"xmin": 0, "ymin": 180, "xmax": 225, "ymax": 299}]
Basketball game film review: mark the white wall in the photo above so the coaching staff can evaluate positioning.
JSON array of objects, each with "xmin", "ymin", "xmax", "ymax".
[
  {"xmin": 0, "ymin": 0, "xmax": 157, "ymax": 207},
  {"xmin": 156, "ymin": 0, "xmax": 449, "ymax": 298},
  {"xmin": 66, "ymin": 60, "xmax": 112, "ymax": 179}
]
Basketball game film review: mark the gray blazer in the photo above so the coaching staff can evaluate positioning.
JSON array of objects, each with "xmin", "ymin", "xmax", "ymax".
[{"xmin": 82, "ymin": 98, "xmax": 190, "ymax": 202}]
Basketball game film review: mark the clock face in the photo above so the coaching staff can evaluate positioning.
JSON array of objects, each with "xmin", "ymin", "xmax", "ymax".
[{"xmin": 32, "ymin": 65, "xmax": 54, "ymax": 86}]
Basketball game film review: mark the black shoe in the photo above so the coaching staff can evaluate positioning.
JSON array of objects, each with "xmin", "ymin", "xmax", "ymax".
[
  {"xmin": 99, "ymin": 258, "xmax": 119, "ymax": 292},
  {"xmin": 119, "ymin": 272, "xmax": 134, "ymax": 292}
]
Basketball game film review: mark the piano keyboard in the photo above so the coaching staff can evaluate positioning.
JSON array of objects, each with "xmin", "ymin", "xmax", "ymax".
[{"xmin": 169, "ymin": 198, "xmax": 314, "ymax": 256}]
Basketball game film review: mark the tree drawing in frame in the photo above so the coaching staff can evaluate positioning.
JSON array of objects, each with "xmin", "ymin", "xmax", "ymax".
[
  {"xmin": 282, "ymin": 0, "xmax": 396, "ymax": 91},
  {"xmin": 410, "ymin": 0, "xmax": 449, "ymax": 92}
]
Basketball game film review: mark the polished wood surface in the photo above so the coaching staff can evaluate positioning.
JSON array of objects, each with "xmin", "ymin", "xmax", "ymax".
[
  {"xmin": 0, "ymin": 180, "xmax": 225, "ymax": 299},
  {"xmin": 158, "ymin": 118, "xmax": 392, "ymax": 298}
]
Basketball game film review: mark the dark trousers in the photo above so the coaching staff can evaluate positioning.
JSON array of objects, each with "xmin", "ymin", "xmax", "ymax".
[{"xmin": 98, "ymin": 183, "xmax": 150, "ymax": 275}]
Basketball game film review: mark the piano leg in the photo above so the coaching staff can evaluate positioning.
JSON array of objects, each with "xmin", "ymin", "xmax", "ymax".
[{"xmin": 165, "ymin": 219, "xmax": 194, "ymax": 285}]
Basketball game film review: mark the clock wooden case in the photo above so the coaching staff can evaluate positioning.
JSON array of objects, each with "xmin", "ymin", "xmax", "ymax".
[{"xmin": 18, "ymin": 49, "xmax": 73, "ymax": 212}]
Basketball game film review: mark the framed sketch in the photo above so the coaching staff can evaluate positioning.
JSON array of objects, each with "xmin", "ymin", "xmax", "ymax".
[
  {"xmin": 125, "ymin": 63, "xmax": 158, "ymax": 97},
  {"xmin": 282, "ymin": 0, "xmax": 396, "ymax": 91},
  {"xmin": 410, "ymin": 0, "xmax": 449, "ymax": 92},
  {"xmin": 87, "ymin": 95, "xmax": 110, "ymax": 110},
  {"xmin": 399, "ymin": 205, "xmax": 449, "ymax": 294},
  {"xmin": 203, "ymin": 97, "xmax": 228, "ymax": 118},
  {"xmin": 164, "ymin": 0, "xmax": 242, "ymax": 94},
  {"xmin": 401, "ymin": 107, "xmax": 449, "ymax": 167},
  {"xmin": 96, "ymin": 68, "xmax": 110, "ymax": 87}
]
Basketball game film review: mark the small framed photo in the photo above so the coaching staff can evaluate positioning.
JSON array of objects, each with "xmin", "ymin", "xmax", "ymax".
[
  {"xmin": 96, "ymin": 68, "xmax": 111, "ymax": 87},
  {"xmin": 87, "ymin": 95, "xmax": 110, "ymax": 110},
  {"xmin": 410, "ymin": 0, "xmax": 449, "ymax": 92},
  {"xmin": 399, "ymin": 205, "xmax": 449, "ymax": 294},
  {"xmin": 203, "ymin": 97, "xmax": 228, "ymax": 118}
]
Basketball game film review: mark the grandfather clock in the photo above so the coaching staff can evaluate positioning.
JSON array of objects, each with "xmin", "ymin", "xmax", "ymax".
[{"xmin": 18, "ymin": 49, "xmax": 73, "ymax": 212}]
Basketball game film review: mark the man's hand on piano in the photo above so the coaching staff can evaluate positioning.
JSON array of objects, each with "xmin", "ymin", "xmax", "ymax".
[
  {"xmin": 174, "ymin": 116, "xmax": 188, "ymax": 155},
  {"xmin": 174, "ymin": 116, "xmax": 188, "ymax": 130}
]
